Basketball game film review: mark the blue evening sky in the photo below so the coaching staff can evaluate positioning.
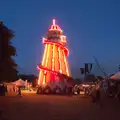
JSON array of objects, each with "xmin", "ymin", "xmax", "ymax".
[{"xmin": 0, "ymin": 0, "xmax": 120, "ymax": 77}]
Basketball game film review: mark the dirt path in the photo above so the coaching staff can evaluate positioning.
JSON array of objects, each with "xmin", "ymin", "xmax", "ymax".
[{"xmin": 0, "ymin": 93, "xmax": 120, "ymax": 120}]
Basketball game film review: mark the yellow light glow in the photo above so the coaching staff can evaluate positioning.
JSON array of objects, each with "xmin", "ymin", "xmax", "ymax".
[
  {"xmin": 45, "ymin": 44, "xmax": 50, "ymax": 67},
  {"xmin": 42, "ymin": 44, "xmax": 48, "ymax": 65},
  {"xmin": 48, "ymin": 44, "xmax": 52, "ymax": 70},
  {"xmin": 54, "ymin": 45, "xmax": 59, "ymax": 72},
  {"xmin": 42, "ymin": 75, "xmax": 45, "ymax": 85},
  {"xmin": 63, "ymin": 50, "xmax": 69, "ymax": 76},
  {"xmin": 58, "ymin": 47, "xmax": 62, "ymax": 73},
  {"xmin": 43, "ymin": 44, "xmax": 50, "ymax": 84},
  {"xmin": 49, "ymin": 19, "xmax": 63, "ymax": 32},
  {"xmin": 38, "ymin": 19, "xmax": 71, "ymax": 86},
  {"xmin": 52, "ymin": 44, "xmax": 55, "ymax": 70},
  {"xmin": 60, "ymin": 35, "xmax": 67, "ymax": 44},
  {"xmin": 38, "ymin": 71, "xmax": 41, "ymax": 85},
  {"xmin": 53, "ymin": 19, "xmax": 56, "ymax": 25},
  {"xmin": 38, "ymin": 44, "xmax": 48, "ymax": 85}
]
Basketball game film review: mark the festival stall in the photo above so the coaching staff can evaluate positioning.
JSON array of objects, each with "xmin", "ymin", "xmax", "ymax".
[
  {"xmin": 108, "ymin": 72, "xmax": 120, "ymax": 98},
  {"xmin": 5, "ymin": 82, "xmax": 14, "ymax": 92},
  {"xmin": 13, "ymin": 79, "xmax": 26, "ymax": 87},
  {"xmin": 110, "ymin": 72, "xmax": 120, "ymax": 82}
]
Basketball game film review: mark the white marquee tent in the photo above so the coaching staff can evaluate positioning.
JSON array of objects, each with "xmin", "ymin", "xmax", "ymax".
[
  {"xmin": 110, "ymin": 72, "xmax": 120, "ymax": 80},
  {"xmin": 13, "ymin": 79, "xmax": 26, "ymax": 86}
]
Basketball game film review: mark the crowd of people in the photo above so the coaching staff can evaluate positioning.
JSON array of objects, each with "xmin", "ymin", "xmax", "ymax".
[
  {"xmin": 1, "ymin": 79, "xmax": 120, "ymax": 105},
  {"xmin": 73, "ymin": 79, "xmax": 120, "ymax": 105}
]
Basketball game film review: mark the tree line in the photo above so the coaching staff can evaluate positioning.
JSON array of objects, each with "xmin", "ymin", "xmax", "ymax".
[{"xmin": 0, "ymin": 21, "xmax": 18, "ymax": 82}]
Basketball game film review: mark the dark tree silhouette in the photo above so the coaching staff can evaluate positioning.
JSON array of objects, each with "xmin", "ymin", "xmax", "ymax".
[{"xmin": 0, "ymin": 21, "xmax": 18, "ymax": 82}]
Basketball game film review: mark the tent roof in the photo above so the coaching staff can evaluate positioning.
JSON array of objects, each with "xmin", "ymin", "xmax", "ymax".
[
  {"xmin": 13, "ymin": 79, "xmax": 26, "ymax": 86},
  {"xmin": 110, "ymin": 72, "xmax": 120, "ymax": 80}
]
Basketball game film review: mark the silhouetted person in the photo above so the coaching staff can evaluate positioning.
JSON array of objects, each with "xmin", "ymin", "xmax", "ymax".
[
  {"xmin": 17, "ymin": 87, "xmax": 21, "ymax": 96},
  {"xmin": 116, "ymin": 83, "xmax": 120, "ymax": 101},
  {"xmin": 0, "ymin": 85, "xmax": 2, "ymax": 96},
  {"xmin": 1, "ymin": 84, "xmax": 6, "ymax": 96},
  {"xmin": 91, "ymin": 85, "xmax": 96, "ymax": 103},
  {"xmin": 96, "ymin": 83, "xmax": 100, "ymax": 103}
]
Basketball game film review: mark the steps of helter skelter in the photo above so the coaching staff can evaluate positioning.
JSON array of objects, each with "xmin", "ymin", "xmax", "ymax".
[{"xmin": 37, "ymin": 64, "xmax": 58, "ymax": 75}]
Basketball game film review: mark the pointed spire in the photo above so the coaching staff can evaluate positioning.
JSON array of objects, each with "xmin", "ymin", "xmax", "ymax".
[
  {"xmin": 53, "ymin": 19, "xmax": 56, "ymax": 25},
  {"xmin": 49, "ymin": 19, "xmax": 62, "ymax": 32}
]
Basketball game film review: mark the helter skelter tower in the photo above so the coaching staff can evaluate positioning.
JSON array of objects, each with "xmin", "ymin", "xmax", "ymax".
[{"xmin": 37, "ymin": 19, "xmax": 71, "ymax": 91}]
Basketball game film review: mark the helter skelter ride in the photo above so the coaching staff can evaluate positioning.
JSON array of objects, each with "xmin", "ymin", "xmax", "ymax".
[{"xmin": 37, "ymin": 19, "xmax": 74, "ymax": 94}]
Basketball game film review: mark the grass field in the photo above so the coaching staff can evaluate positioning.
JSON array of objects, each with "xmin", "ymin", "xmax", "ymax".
[{"xmin": 0, "ymin": 92, "xmax": 120, "ymax": 120}]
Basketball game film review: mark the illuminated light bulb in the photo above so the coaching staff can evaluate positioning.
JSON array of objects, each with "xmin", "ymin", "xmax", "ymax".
[
  {"xmin": 42, "ymin": 44, "xmax": 48, "ymax": 66},
  {"xmin": 60, "ymin": 35, "xmax": 67, "ymax": 43},
  {"xmin": 37, "ymin": 65, "xmax": 40, "ymax": 70},
  {"xmin": 49, "ymin": 19, "xmax": 63, "ymax": 32},
  {"xmin": 60, "ymin": 69, "xmax": 62, "ymax": 73},
  {"xmin": 42, "ymin": 38, "xmax": 46, "ymax": 43},
  {"xmin": 53, "ymin": 19, "xmax": 56, "ymax": 25}
]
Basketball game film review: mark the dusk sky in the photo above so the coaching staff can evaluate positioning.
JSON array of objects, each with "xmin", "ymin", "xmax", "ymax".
[{"xmin": 0, "ymin": 0, "xmax": 120, "ymax": 77}]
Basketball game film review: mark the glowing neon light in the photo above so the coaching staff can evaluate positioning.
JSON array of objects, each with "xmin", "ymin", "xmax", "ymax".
[
  {"xmin": 38, "ymin": 71, "xmax": 41, "ymax": 85},
  {"xmin": 52, "ymin": 45, "xmax": 55, "ymax": 71},
  {"xmin": 38, "ymin": 19, "xmax": 70, "ymax": 85},
  {"xmin": 42, "ymin": 75, "xmax": 45, "ymax": 85},
  {"xmin": 42, "ymin": 39, "xmax": 69, "ymax": 56},
  {"xmin": 44, "ymin": 44, "xmax": 50, "ymax": 84},
  {"xmin": 63, "ymin": 50, "xmax": 69, "ymax": 76},
  {"xmin": 53, "ymin": 19, "xmax": 55, "ymax": 25},
  {"xmin": 60, "ymin": 35, "xmax": 67, "ymax": 44},
  {"xmin": 45, "ymin": 44, "xmax": 50, "ymax": 67},
  {"xmin": 37, "ymin": 65, "xmax": 58, "ymax": 75},
  {"xmin": 49, "ymin": 19, "xmax": 63, "ymax": 32},
  {"xmin": 38, "ymin": 44, "xmax": 48, "ymax": 85},
  {"xmin": 58, "ymin": 47, "xmax": 62, "ymax": 73},
  {"xmin": 42, "ymin": 44, "xmax": 48, "ymax": 65}
]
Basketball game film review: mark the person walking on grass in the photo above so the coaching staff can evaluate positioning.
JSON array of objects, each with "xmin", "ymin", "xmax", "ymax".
[
  {"xmin": 17, "ymin": 87, "xmax": 22, "ymax": 96},
  {"xmin": 96, "ymin": 82, "xmax": 101, "ymax": 103},
  {"xmin": 91, "ymin": 84, "xmax": 96, "ymax": 103},
  {"xmin": 91, "ymin": 81, "xmax": 101, "ymax": 103}
]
